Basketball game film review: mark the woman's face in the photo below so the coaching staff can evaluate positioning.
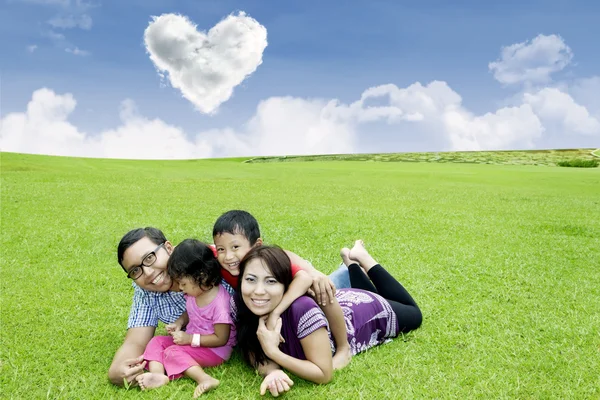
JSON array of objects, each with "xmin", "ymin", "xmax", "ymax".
[{"xmin": 241, "ymin": 258, "xmax": 285, "ymax": 316}]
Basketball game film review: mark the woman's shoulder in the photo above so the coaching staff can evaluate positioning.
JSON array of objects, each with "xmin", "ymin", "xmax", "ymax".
[
  {"xmin": 289, "ymin": 295, "xmax": 319, "ymax": 311},
  {"xmin": 286, "ymin": 296, "xmax": 328, "ymax": 339},
  {"xmin": 286, "ymin": 296, "xmax": 324, "ymax": 322}
]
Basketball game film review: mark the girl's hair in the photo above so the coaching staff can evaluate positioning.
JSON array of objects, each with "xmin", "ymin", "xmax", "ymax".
[
  {"xmin": 234, "ymin": 245, "xmax": 293, "ymax": 368},
  {"xmin": 167, "ymin": 239, "xmax": 221, "ymax": 289}
]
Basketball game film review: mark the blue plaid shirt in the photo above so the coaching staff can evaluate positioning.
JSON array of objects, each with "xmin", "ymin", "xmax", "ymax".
[{"xmin": 127, "ymin": 279, "xmax": 235, "ymax": 329}]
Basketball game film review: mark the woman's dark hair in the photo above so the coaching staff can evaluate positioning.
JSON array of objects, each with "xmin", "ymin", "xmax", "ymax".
[
  {"xmin": 167, "ymin": 239, "xmax": 221, "ymax": 289},
  {"xmin": 234, "ymin": 245, "xmax": 293, "ymax": 368}
]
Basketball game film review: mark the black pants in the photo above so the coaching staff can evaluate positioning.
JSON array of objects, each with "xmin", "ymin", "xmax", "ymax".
[{"xmin": 348, "ymin": 263, "xmax": 422, "ymax": 333}]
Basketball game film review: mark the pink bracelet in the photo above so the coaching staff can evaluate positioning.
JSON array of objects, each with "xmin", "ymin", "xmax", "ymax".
[{"xmin": 191, "ymin": 334, "xmax": 201, "ymax": 347}]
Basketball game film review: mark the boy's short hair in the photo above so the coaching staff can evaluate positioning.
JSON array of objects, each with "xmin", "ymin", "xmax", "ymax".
[
  {"xmin": 117, "ymin": 227, "xmax": 167, "ymax": 267},
  {"xmin": 212, "ymin": 210, "xmax": 261, "ymax": 245}
]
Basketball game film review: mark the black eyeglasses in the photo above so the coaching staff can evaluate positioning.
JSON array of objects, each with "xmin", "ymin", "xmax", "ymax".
[{"xmin": 126, "ymin": 243, "xmax": 165, "ymax": 280}]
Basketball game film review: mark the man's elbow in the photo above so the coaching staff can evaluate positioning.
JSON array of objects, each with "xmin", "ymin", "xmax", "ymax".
[{"xmin": 107, "ymin": 366, "xmax": 125, "ymax": 386}]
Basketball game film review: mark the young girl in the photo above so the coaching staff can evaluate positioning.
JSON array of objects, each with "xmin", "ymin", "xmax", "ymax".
[
  {"xmin": 136, "ymin": 239, "xmax": 236, "ymax": 398},
  {"xmin": 235, "ymin": 241, "xmax": 422, "ymax": 396}
]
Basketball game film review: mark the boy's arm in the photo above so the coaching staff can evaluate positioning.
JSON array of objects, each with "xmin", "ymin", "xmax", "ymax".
[
  {"xmin": 320, "ymin": 299, "xmax": 352, "ymax": 369},
  {"xmin": 285, "ymin": 250, "xmax": 335, "ymax": 306},
  {"xmin": 266, "ymin": 270, "xmax": 313, "ymax": 330},
  {"xmin": 107, "ymin": 326, "xmax": 155, "ymax": 386},
  {"xmin": 284, "ymin": 250, "xmax": 316, "ymax": 272}
]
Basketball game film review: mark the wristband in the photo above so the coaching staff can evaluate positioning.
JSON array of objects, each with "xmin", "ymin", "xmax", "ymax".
[{"xmin": 191, "ymin": 334, "xmax": 201, "ymax": 347}]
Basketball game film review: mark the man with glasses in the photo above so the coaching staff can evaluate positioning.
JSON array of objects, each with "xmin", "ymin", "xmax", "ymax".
[{"xmin": 108, "ymin": 227, "xmax": 200, "ymax": 386}]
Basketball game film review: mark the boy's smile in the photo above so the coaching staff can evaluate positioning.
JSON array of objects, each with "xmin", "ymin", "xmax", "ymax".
[{"xmin": 213, "ymin": 232, "xmax": 261, "ymax": 276}]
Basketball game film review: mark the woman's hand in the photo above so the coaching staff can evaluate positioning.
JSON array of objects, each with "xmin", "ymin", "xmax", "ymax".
[
  {"xmin": 257, "ymin": 317, "xmax": 283, "ymax": 357},
  {"xmin": 260, "ymin": 369, "xmax": 294, "ymax": 397},
  {"xmin": 172, "ymin": 331, "xmax": 192, "ymax": 345}
]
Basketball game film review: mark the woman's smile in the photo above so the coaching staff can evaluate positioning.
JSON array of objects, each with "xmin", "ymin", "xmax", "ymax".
[{"xmin": 241, "ymin": 258, "xmax": 284, "ymax": 316}]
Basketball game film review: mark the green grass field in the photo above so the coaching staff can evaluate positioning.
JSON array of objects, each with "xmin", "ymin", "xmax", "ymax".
[{"xmin": 1, "ymin": 151, "xmax": 599, "ymax": 399}]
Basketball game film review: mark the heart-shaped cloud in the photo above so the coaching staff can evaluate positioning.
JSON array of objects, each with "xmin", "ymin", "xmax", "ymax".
[{"xmin": 144, "ymin": 12, "xmax": 268, "ymax": 114}]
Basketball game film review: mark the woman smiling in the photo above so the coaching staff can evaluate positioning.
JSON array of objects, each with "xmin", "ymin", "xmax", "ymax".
[{"xmin": 234, "ymin": 242, "xmax": 422, "ymax": 395}]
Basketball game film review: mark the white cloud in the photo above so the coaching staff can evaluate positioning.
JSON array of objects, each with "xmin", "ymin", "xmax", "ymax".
[
  {"xmin": 48, "ymin": 14, "xmax": 92, "ymax": 30},
  {"xmin": 0, "ymin": 88, "xmax": 88, "ymax": 157},
  {"xmin": 569, "ymin": 76, "xmax": 600, "ymax": 117},
  {"xmin": 0, "ymin": 88, "xmax": 211, "ymax": 159},
  {"xmin": 65, "ymin": 46, "xmax": 90, "ymax": 56},
  {"xmin": 45, "ymin": 30, "xmax": 66, "ymax": 41},
  {"xmin": 144, "ymin": 12, "xmax": 268, "ymax": 114},
  {"xmin": 0, "ymin": 89, "xmax": 354, "ymax": 159},
  {"xmin": 27, "ymin": 45, "xmax": 38, "ymax": 53},
  {"xmin": 328, "ymin": 81, "xmax": 545, "ymax": 151},
  {"xmin": 244, "ymin": 97, "xmax": 356, "ymax": 156},
  {"xmin": 489, "ymin": 34, "xmax": 573, "ymax": 85},
  {"xmin": 523, "ymin": 88, "xmax": 600, "ymax": 136},
  {"xmin": 97, "ymin": 100, "xmax": 213, "ymax": 160},
  {"xmin": 444, "ymin": 104, "xmax": 544, "ymax": 150},
  {"xmin": 0, "ymin": 84, "xmax": 561, "ymax": 160}
]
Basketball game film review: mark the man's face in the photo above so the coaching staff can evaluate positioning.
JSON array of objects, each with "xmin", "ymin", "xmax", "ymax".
[
  {"xmin": 121, "ymin": 237, "xmax": 173, "ymax": 292},
  {"xmin": 214, "ymin": 232, "xmax": 260, "ymax": 276}
]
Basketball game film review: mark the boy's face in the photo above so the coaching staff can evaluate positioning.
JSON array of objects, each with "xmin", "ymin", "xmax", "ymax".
[{"xmin": 214, "ymin": 232, "xmax": 262, "ymax": 276}]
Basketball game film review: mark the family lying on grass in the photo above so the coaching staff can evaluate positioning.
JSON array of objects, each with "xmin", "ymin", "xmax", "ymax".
[{"xmin": 108, "ymin": 210, "xmax": 422, "ymax": 397}]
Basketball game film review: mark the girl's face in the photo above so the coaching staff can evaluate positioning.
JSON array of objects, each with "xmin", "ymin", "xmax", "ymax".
[
  {"xmin": 178, "ymin": 276, "xmax": 210, "ymax": 297},
  {"xmin": 241, "ymin": 258, "xmax": 284, "ymax": 316}
]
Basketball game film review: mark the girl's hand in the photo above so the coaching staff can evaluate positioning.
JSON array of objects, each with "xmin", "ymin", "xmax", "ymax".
[
  {"xmin": 165, "ymin": 323, "xmax": 182, "ymax": 335},
  {"xmin": 260, "ymin": 370, "xmax": 294, "ymax": 397},
  {"xmin": 257, "ymin": 317, "xmax": 283, "ymax": 355},
  {"xmin": 172, "ymin": 331, "xmax": 191, "ymax": 345}
]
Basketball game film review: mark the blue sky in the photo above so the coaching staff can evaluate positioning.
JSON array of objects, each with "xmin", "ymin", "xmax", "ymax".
[{"xmin": 1, "ymin": 0, "xmax": 599, "ymax": 158}]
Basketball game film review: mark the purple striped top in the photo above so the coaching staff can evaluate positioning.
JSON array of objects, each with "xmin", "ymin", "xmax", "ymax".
[{"xmin": 279, "ymin": 289, "xmax": 399, "ymax": 359}]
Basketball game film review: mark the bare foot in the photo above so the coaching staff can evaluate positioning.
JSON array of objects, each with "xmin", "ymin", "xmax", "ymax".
[
  {"xmin": 340, "ymin": 247, "xmax": 353, "ymax": 266},
  {"xmin": 332, "ymin": 346, "xmax": 352, "ymax": 370},
  {"xmin": 193, "ymin": 376, "xmax": 220, "ymax": 398},
  {"xmin": 348, "ymin": 240, "xmax": 378, "ymax": 272},
  {"xmin": 136, "ymin": 372, "xmax": 169, "ymax": 391}
]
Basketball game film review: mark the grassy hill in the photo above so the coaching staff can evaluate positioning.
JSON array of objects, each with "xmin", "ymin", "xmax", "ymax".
[
  {"xmin": 246, "ymin": 148, "xmax": 599, "ymax": 166},
  {"xmin": 1, "ymin": 151, "xmax": 599, "ymax": 399}
]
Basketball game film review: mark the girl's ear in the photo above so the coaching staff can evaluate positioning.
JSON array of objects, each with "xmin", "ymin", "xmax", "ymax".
[{"xmin": 253, "ymin": 238, "xmax": 263, "ymax": 248}]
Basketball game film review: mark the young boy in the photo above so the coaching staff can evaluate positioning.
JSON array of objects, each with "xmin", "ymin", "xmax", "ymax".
[{"xmin": 212, "ymin": 210, "xmax": 352, "ymax": 370}]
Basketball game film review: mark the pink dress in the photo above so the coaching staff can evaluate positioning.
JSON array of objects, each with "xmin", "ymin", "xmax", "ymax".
[{"xmin": 143, "ymin": 285, "xmax": 236, "ymax": 379}]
